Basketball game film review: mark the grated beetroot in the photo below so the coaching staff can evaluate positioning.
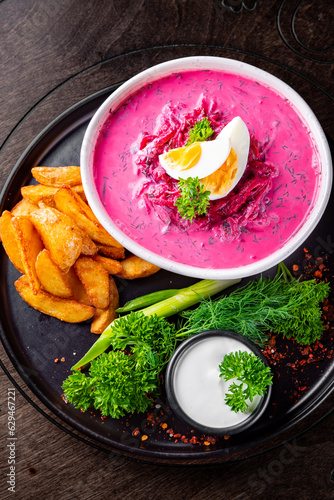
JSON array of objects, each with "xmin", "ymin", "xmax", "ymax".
[{"xmin": 134, "ymin": 95, "xmax": 278, "ymax": 240}]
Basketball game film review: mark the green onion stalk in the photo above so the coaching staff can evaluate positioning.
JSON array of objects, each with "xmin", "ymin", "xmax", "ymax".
[{"xmin": 71, "ymin": 278, "xmax": 240, "ymax": 370}]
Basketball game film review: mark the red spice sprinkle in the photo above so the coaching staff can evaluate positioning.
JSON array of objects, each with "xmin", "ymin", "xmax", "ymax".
[{"xmin": 54, "ymin": 358, "xmax": 59, "ymax": 363}]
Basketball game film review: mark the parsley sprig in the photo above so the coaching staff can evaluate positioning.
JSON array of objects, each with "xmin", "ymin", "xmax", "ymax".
[
  {"xmin": 219, "ymin": 350, "xmax": 273, "ymax": 413},
  {"xmin": 186, "ymin": 117, "xmax": 214, "ymax": 145},
  {"xmin": 175, "ymin": 176, "xmax": 210, "ymax": 222},
  {"xmin": 62, "ymin": 312, "xmax": 177, "ymax": 418},
  {"xmin": 174, "ymin": 117, "xmax": 213, "ymax": 221}
]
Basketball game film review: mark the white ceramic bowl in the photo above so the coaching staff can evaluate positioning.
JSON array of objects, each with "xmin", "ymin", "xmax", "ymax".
[{"xmin": 80, "ymin": 56, "xmax": 332, "ymax": 279}]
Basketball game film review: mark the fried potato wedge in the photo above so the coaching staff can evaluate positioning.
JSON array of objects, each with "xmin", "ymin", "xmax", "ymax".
[
  {"xmin": 29, "ymin": 205, "xmax": 83, "ymax": 272},
  {"xmin": 11, "ymin": 198, "xmax": 38, "ymax": 217},
  {"xmin": 93, "ymin": 254, "xmax": 122, "ymax": 274},
  {"xmin": 116, "ymin": 255, "xmax": 160, "ymax": 280},
  {"xmin": 21, "ymin": 185, "xmax": 57, "ymax": 206},
  {"xmin": 54, "ymin": 186, "xmax": 124, "ymax": 248},
  {"xmin": 31, "ymin": 166, "xmax": 81, "ymax": 187},
  {"xmin": 74, "ymin": 256, "xmax": 109, "ymax": 309},
  {"xmin": 96, "ymin": 244, "xmax": 125, "ymax": 260},
  {"xmin": 0, "ymin": 211, "xmax": 24, "ymax": 273},
  {"xmin": 80, "ymin": 232, "xmax": 98, "ymax": 256},
  {"xmin": 62, "ymin": 267, "xmax": 92, "ymax": 306},
  {"xmin": 12, "ymin": 216, "xmax": 44, "ymax": 293},
  {"xmin": 35, "ymin": 249, "xmax": 73, "ymax": 298},
  {"xmin": 21, "ymin": 184, "xmax": 86, "ymax": 205},
  {"xmin": 91, "ymin": 277, "xmax": 119, "ymax": 334},
  {"xmin": 15, "ymin": 275, "xmax": 95, "ymax": 322}
]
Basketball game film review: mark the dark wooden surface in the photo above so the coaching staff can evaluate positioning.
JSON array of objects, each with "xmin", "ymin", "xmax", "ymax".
[{"xmin": 0, "ymin": 1, "xmax": 333, "ymax": 498}]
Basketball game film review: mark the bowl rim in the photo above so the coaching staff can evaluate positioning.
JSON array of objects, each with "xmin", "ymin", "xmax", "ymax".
[
  {"xmin": 80, "ymin": 55, "xmax": 333, "ymax": 280},
  {"xmin": 164, "ymin": 329, "xmax": 272, "ymax": 436}
]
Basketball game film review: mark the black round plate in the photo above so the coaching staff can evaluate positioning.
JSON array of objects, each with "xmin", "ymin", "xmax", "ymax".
[{"xmin": 1, "ymin": 86, "xmax": 333, "ymax": 463}]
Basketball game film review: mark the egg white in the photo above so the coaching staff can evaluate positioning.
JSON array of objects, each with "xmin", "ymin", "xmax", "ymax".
[{"xmin": 159, "ymin": 116, "xmax": 250, "ymax": 200}]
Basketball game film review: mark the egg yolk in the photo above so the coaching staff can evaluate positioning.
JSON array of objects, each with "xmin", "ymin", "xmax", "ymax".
[
  {"xmin": 201, "ymin": 148, "xmax": 238, "ymax": 197},
  {"xmin": 161, "ymin": 143, "xmax": 202, "ymax": 171}
]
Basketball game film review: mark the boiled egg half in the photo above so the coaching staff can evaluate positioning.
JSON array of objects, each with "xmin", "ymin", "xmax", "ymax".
[{"xmin": 159, "ymin": 116, "xmax": 250, "ymax": 200}]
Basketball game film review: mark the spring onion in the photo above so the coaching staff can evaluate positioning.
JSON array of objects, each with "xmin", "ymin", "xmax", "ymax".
[
  {"xmin": 116, "ymin": 288, "xmax": 181, "ymax": 313},
  {"xmin": 71, "ymin": 278, "xmax": 240, "ymax": 370}
]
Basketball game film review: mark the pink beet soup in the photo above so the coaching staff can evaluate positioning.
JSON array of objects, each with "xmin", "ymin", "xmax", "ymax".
[{"xmin": 93, "ymin": 69, "xmax": 321, "ymax": 270}]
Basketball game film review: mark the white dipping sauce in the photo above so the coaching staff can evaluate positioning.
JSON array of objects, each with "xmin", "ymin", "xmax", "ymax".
[{"xmin": 173, "ymin": 337, "xmax": 261, "ymax": 429}]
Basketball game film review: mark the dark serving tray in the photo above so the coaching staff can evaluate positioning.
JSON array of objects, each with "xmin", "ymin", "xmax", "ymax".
[{"xmin": 1, "ymin": 85, "xmax": 333, "ymax": 464}]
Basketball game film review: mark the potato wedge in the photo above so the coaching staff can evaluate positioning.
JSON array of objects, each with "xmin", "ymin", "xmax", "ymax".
[
  {"xmin": 91, "ymin": 276, "xmax": 119, "ymax": 334},
  {"xmin": 11, "ymin": 216, "xmax": 44, "ymax": 293},
  {"xmin": 54, "ymin": 186, "xmax": 124, "ymax": 248},
  {"xmin": 29, "ymin": 205, "xmax": 83, "ymax": 272},
  {"xmin": 21, "ymin": 185, "xmax": 57, "ymax": 206},
  {"xmin": 0, "ymin": 211, "xmax": 24, "ymax": 273},
  {"xmin": 80, "ymin": 232, "xmax": 98, "ymax": 256},
  {"xmin": 97, "ymin": 244, "xmax": 125, "ymax": 260},
  {"xmin": 62, "ymin": 267, "xmax": 92, "ymax": 306},
  {"xmin": 15, "ymin": 275, "xmax": 95, "ymax": 322},
  {"xmin": 116, "ymin": 255, "xmax": 160, "ymax": 280},
  {"xmin": 74, "ymin": 256, "xmax": 109, "ymax": 309},
  {"xmin": 11, "ymin": 198, "xmax": 38, "ymax": 217},
  {"xmin": 31, "ymin": 166, "xmax": 81, "ymax": 187},
  {"xmin": 21, "ymin": 184, "xmax": 86, "ymax": 205},
  {"xmin": 35, "ymin": 249, "xmax": 73, "ymax": 298},
  {"xmin": 93, "ymin": 254, "xmax": 122, "ymax": 274}
]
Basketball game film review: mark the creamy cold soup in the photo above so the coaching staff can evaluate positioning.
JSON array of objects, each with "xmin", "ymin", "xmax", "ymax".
[{"xmin": 93, "ymin": 70, "xmax": 321, "ymax": 270}]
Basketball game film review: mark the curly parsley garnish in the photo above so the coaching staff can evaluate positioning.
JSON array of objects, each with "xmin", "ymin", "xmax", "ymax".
[
  {"xmin": 186, "ymin": 117, "xmax": 214, "ymax": 145},
  {"xmin": 175, "ymin": 176, "xmax": 210, "ymax": 222},
  {"xmin": 219, "ymin": 350, "xmax": 273, "ymax": 413},
  {"xmin": 174, "ymin": 117, "xmax": 214, "ymax": 222},
  {"xmin": 62, "ymin": 312, "xmax": 177, "ymax": 418}
]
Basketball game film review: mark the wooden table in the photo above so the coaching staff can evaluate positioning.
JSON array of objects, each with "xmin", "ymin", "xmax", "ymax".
[{"xmin": 1, "ymin": 1, "xmax": 333, "ymax": 498}]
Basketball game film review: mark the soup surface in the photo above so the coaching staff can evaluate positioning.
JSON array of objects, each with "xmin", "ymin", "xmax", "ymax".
[{"xmin": 93, "ymin": 69, "xmax": 321, "ymax": 270}]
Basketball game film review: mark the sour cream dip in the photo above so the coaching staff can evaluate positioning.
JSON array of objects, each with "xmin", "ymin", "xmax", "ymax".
[{"xmin": 165, "ymin": 330, "xmax": 271, "ymax": 434}]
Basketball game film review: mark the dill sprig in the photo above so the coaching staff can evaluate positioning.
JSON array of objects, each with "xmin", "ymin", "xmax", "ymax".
[{"xmin": 179, "ymin": 263, "xmax": 330, "ymax": 346}]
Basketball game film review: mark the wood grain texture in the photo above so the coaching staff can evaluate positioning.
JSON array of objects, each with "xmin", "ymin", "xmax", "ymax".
[{"xmin": 0, "ymin": 0, "xmax": 333, "ymax": 498}]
